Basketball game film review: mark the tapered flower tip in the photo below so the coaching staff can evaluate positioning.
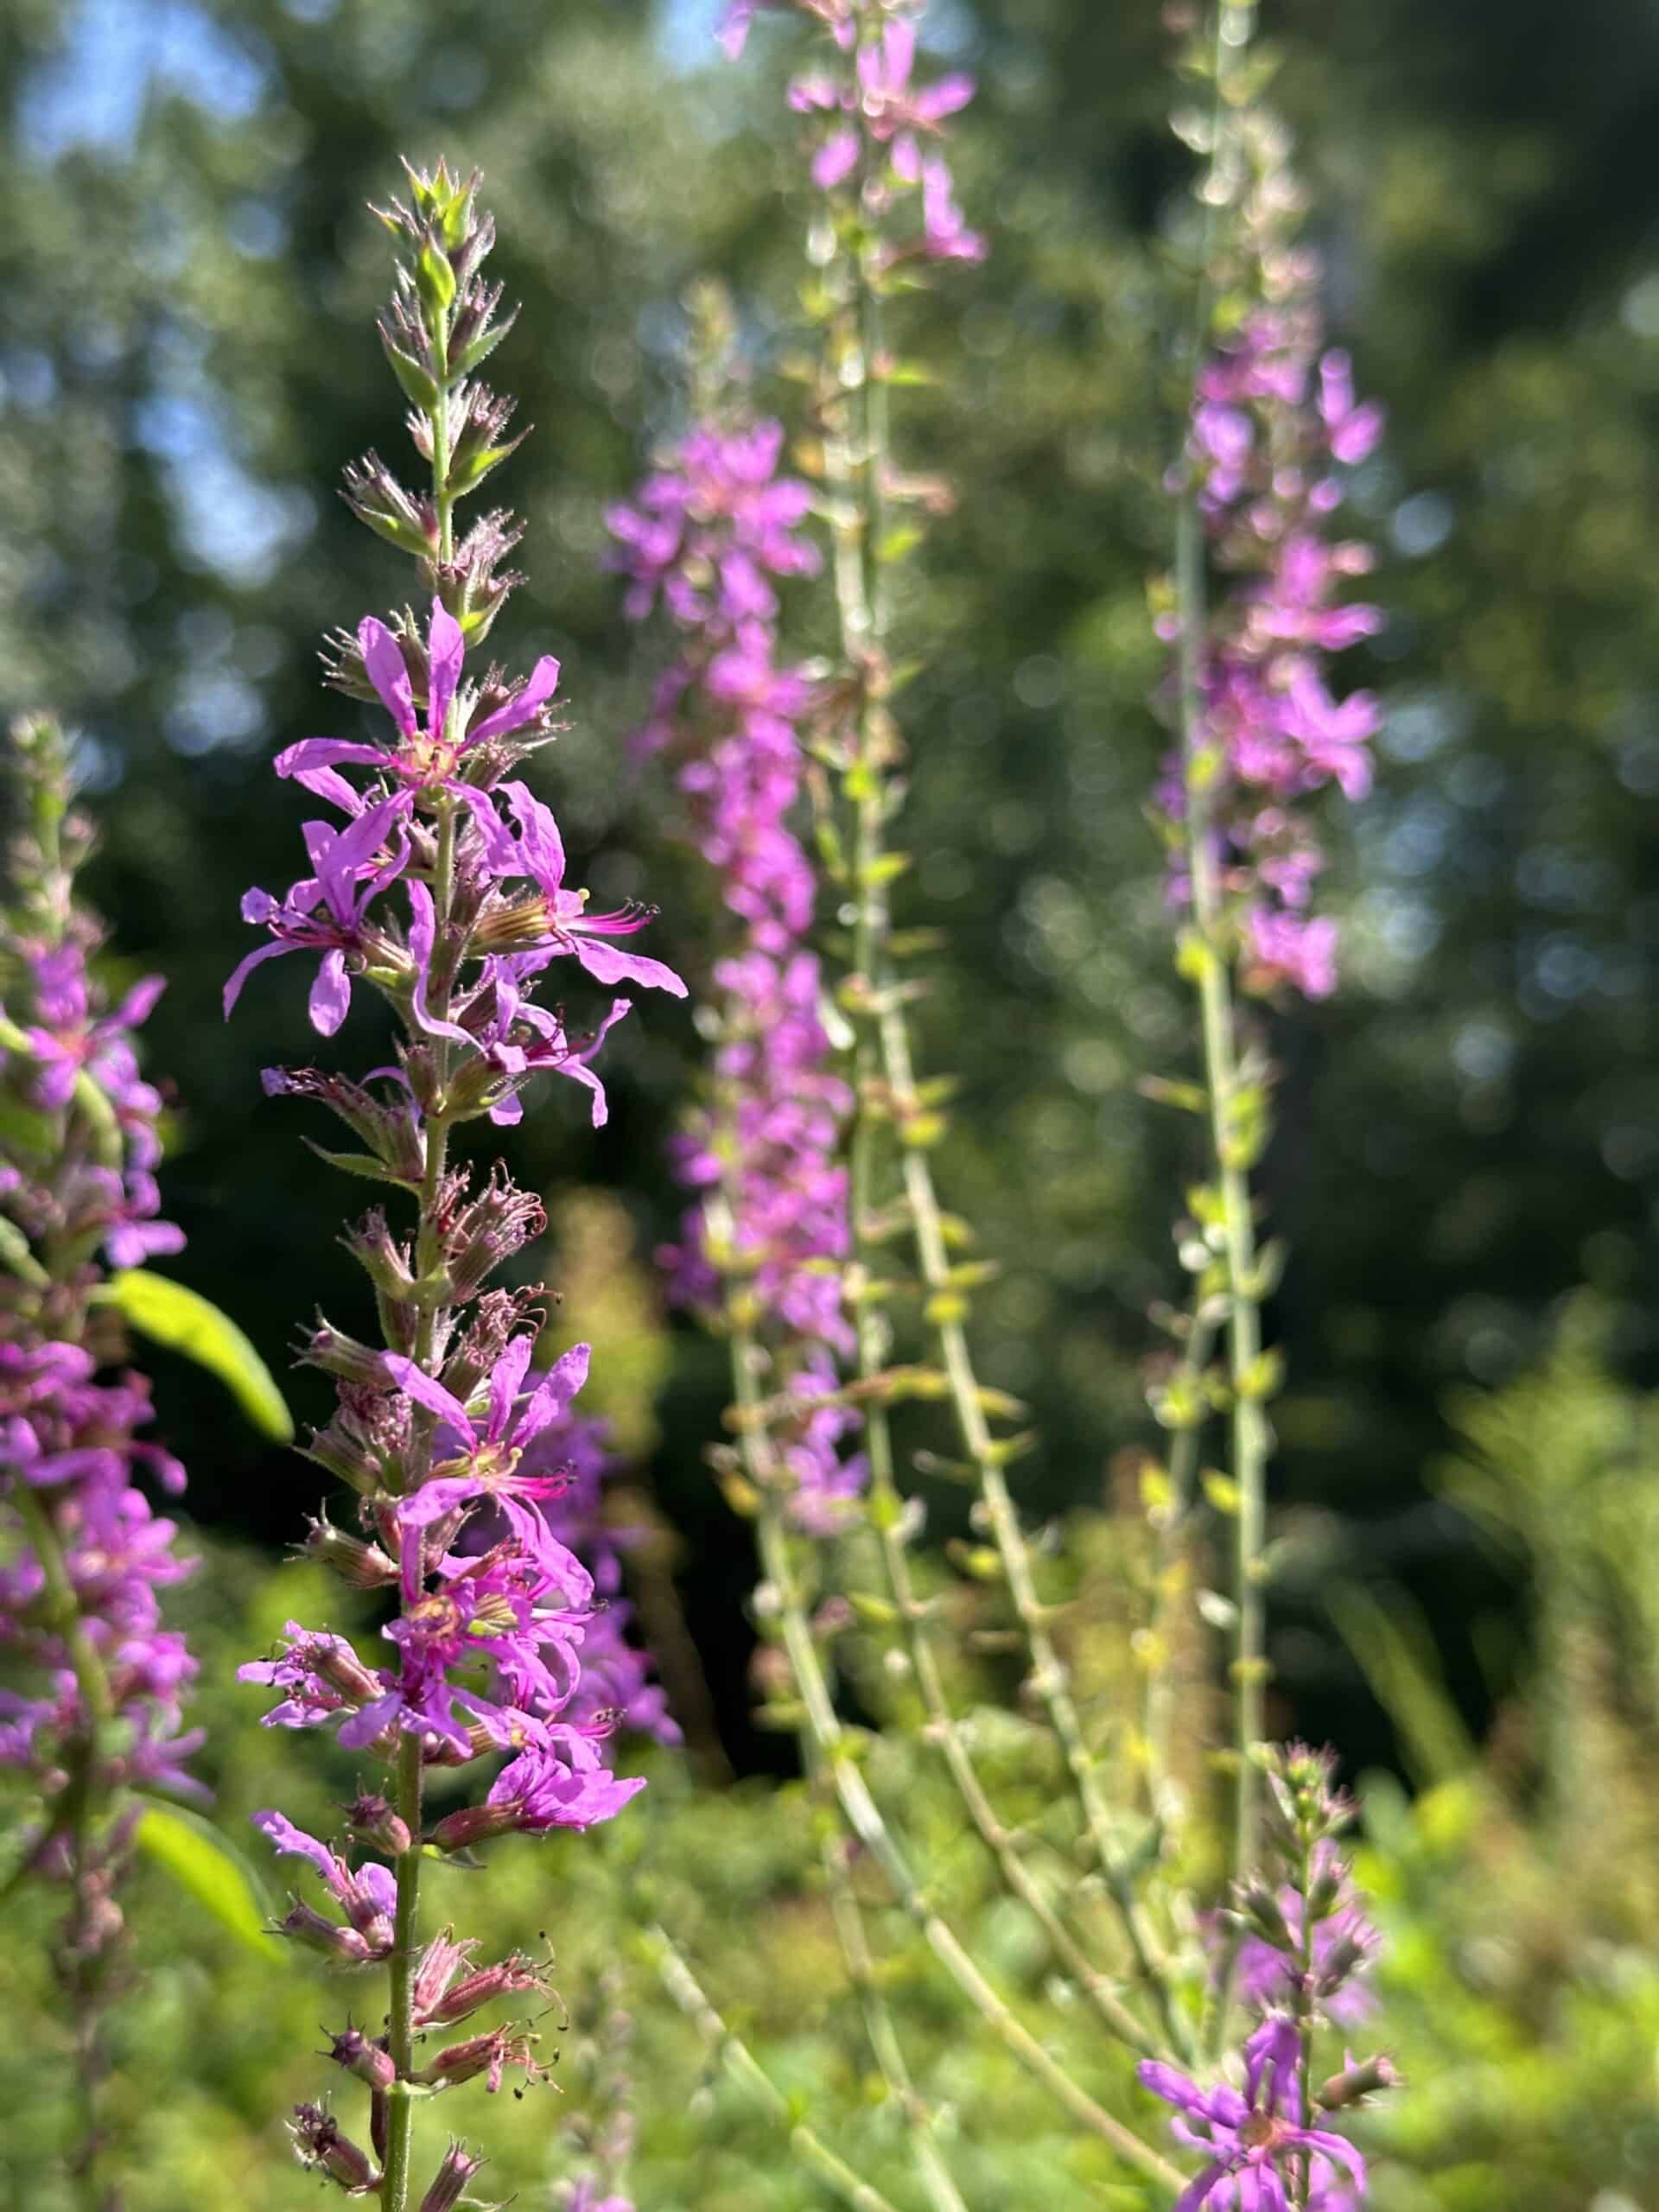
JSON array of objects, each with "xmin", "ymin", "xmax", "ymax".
[
  {"xmin": 359, "ymin": 616, "xmax": 416, "ymax": 736},
  {"xmin": 427, "ymin": 596, "xmax": 466, "ymax": 736}
]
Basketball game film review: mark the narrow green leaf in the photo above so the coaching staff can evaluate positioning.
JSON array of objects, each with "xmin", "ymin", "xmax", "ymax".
[
  {"xmin": 133, "ymin": 1806, "xmax": 282, "ymax": 1961},
  {"xmin": 99, "ymin": 1270, "xmax": 294, "ymax": 1442},
  {"xmin": 304, "ymin": 1140, "xmax": 419, "ymax": 1191}
]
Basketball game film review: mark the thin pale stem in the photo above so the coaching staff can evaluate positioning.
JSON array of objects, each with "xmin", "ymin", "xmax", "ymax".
[
  {"xmin": 652, "ymin": 1928, "xmax": 908, "ymax": 2212},
  {"xmin": 814, "ymin": 168, "xmax": 1190, "ymax": 2058},
  {"xmin": 736, "ymin": 1350, "xmax": 1181, "ymax": 2195},
  {"xmin": 1144, "ymin": 1302, "xmax": 1217, "ymax": 1815},
  {"xmin": 16, "ymin": 1483, "xmax": 117, "ymax": 2212},
  {"xmin": 1169, "ymin": 0, "xmax": 1271, "ymax": 1898},
  {"xmin": 1175, "ymin": 481, "xmax": 1269, "ymax": 1896},
  {"xmin": 730, "ymin": 1329, "xmax": 968, "ymax": 2212}
]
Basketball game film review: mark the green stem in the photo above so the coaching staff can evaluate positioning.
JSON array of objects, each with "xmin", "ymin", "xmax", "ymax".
[
  {"xmin": 383, "ymin": 299, "xmax": 459, "ymax": 2205},
  {"xmin": 734, "ymin": 1340, "xmax": 1181, "ymax": 2195},
  {"xmin": 652, "ymin": 1928, "xmax": 909, "ymax": 2212},
  {"xmin": 1174, "ymin": 408, "xmax": 1268, "ymax": 1904},
  {"xmin": 1144, "ymin": 1301, "xmax": 1217, "ymax": 1815},
  {"xmin": 728, "ymin": 1326, "xmax": 968, "ymax": 2212},
  {"xmin": 822, "ymin": 170, "xmax": 1189, "ymax": 2060},
  {"xmin": 1293, "ymin": 1834, "xmax": 1315, "ymax": 2209},
  {"xmin": 1170, "ymin": 0, "xmax": 1271, "ymax": 1897},
  {"xmin": 15, "ymin": 1483, "xmax": 118, "ymax": 2212}
]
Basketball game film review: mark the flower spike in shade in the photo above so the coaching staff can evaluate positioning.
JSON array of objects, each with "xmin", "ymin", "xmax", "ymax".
[{"xmin": 0, "ymin": 711, "xmax": 201, "ymax": 2202}]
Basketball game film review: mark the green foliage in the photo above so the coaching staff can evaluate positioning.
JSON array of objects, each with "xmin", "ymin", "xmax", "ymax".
[
  {"xmin": 131, "ymin": 1803, "xmax": 283, "ymax": 1962},
  {"xmin": 98, "ymin": 1268, "xmax": 295, "ymax": 1442}
]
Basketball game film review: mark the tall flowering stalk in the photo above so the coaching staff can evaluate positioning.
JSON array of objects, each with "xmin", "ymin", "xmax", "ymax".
[
  {"xmin": 741, "ymin": 0, "xmax": 1195, "ymax": 2051},
  {"xmin": 607, "ymin": 296, "xmax": 862, "ymax": 1535},
  {"xmin": 228, "ymin": 162, "xmax": 682, "ymax": 2210},
  {"xmin": 0, "ymin": 710, "xmax": 200, "ymax": 2209},
  {"xmin": 1148, "ymin": 0, "xmax": 1384, "ymax": 1882},
  {"xmin": 613, "ymin": 3, "xmax": 1198, "ymax": 2199}
]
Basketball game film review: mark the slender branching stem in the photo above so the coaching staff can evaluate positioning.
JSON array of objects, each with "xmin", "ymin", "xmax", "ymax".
[
  {"xmin": 1172, "ymin": 0, "xmax": 1271, "ymax": 1892},
  {"xmin": 818, "ymin": 190, "xmax": 1192, "ymax": 2061},
  {"xmin": 734, "ymin": 1335, "xmax": 1183, "ymax": 2194},
  {"xmin": 728, "ymin": 1320, "xmax": 969, "ymax": 2212},
  {"xmin": 652, "ymin": 1928, "xmax": 908, "ymax": 2212},
  {"xmin": 1144, "ymin": 1300, "xmax": 1217, "ymax": 1813}
]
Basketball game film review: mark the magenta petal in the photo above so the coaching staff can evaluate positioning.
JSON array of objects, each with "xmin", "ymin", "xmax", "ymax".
[
  {"xmin": 499, "ymin": 779, "xmax": 566, "ymax": 892},
  {"xmin": 426, "ymin": 598, "xmax": 466, "ymax": 741},
  {"xmin": 396, "ymin": 1477, "xmax": 481, "ymax": 1529},
  {"xmin": 466, "ymin": 654, "xmax": 562, "ymax": 744},
  {"xmin": 405, "ymin": 880, "xmax": 473, "ymax": 1043},
  {"xmin": 572, "ymin": 938, "xmax": 687, "ymax": 997},
  {"xmin": 916, "ymin": 73, "xmax": 976, "ymax": 122},
  {"xmin": 514, "ymin": 1342, "xmax": 591, "ymax": 1446},
  {"xmin": 812, "ymin": 127, "xmax": 861, "ymax": 192},
  {"xmin": 359, "ymin": 617, "xmax": 416, "ymax": 736},
  {"xmin": 336, "ymin": 1692, "xmax": 404, "ymax": 1751},
  {"xmin": 308, "ymin": 949, "xmax": 352, "ymax": 1037},
  {"xmin": 380, "ymin": 1352, "xmax": 473, "ymax": 1434},
  {"xmin": 486, "ymin": 1332, "xmax": 537, "ymax": 1442}
]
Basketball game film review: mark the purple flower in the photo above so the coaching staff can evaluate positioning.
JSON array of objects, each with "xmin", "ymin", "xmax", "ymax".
[
  {"xmin": 1162, "ymin": 194, "xmax": 1386, "ymax": 1001},
  {"xmin": 480, "ymin": 781, "xmax": 688, "ymax": 998},
  {"xmin": 275, "ymin": 598, "xmax": 559, "ymax": 818},
  {"xmin": 1140, "ymin": 2018, "xmax": 1367, "ymax": 2211},
  {"xmin": 1, "ymin": 714, "xmax": 203, "ymax": 2027},
  {"xmin": 381, "ymin": 1338, "xmax": 600, "ymax": 1566},
  {"xmin": 225, "ymin": 798, "xmax": 410, "ymax": 1035}
]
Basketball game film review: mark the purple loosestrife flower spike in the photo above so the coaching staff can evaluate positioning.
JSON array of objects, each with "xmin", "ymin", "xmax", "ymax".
[
  {"xmin": 230, "ymin": 162, "xmax": 675, "ymax": 2212},
  {"xmin": 0, "ymin": 711, "xmax": 201, "ymax": 2201},
  {"xmin": 1145, "ymin": 1, "xmax": 1392, "ymax": 1887},
  {"xmin": 1166, "ymin": 1744, "xmax": 1392, "ymax": 2207},
  {"xmin": 1157, "ymin": 77, "xmax": 1384, "ymax": 1000},
  {"xmin": 608, "ymin": 350, "xmax": 865, "ymax": 1535}
]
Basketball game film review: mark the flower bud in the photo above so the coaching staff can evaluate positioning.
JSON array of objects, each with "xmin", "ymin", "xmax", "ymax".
[
  {"xmin": 423, "ymin": 1950, "xmax": 551, "ymax": 2029},
  {"xmin": 430, "ymin": 1799, "xmax": 524, "ymax": 1853},
  {"xmin": 1236, "ymin": 1874, "xmax": 1295, "ymax": 1954},
  {"xmin": 298, "ymin": 1511, "xmax": 399, "ymax": 1589},
  {"xmin": 289, "ymin": 2102, "xmax": 381, "ymax": 2194},
  {"xmin": 416, "ymin": 2024, "xmax": 545, "ymax": 2094},
  {"xmin": 1317, "ymin": 2052, "xmax": 1400, "ymax": 2111},
  {"xmin": 441, "ymin": 1169, "xmax": 546, "ymax": 1300},
  {"xmin": 280, "ymin": 1904, "xmax": 376, "ymax": 1965},
  {"xmin": 420, "ymin": 2140, "xmax": 487, "ymax": 2212},
  {"xmin": 302, "ymin": 1318, "xmax": 397, "ymax": 1390},
  {"xmin": 345, "ymin": 1792, "xmax": 413, "ymax": 1857},
  {"xmin": 342, "ymin": 448, "xmax": 440, "ymax": 560},
  {"xmin": 328, "ymin": 2024, "xmax": 397, "ymax": 2092},
  {"xmin": 343, "ymin": 1206, "xmax": 419, "ymax": 1305}
]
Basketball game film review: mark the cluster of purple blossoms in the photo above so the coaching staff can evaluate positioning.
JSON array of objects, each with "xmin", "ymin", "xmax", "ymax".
[
  {"xmin": 727, "ymin": 0, "xmax": 983, "ymax": 265},
  {"xmin": 1162, "ymin": 118, "xmax": 1384, "ymax": 1001},
  {"xmin": 609, "ymin": 414, "xmax": 866, "ymax": 1534},
  {"xmin": 0, "ymin": 714, "xmax": 200, "ymax": 2050},
  {"xmin": 230, "ymin": 160, "xmax": 680, "ymax": 2203},
  {"xmin": 1142, "ymin": 1746, "xmax": 1394, "ymax": 2209}
]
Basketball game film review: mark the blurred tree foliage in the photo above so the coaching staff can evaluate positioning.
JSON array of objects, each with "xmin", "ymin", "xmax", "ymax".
[{"xmin": 2, "ymin": 0, "xmax": 1657, "ymax": 1775}]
